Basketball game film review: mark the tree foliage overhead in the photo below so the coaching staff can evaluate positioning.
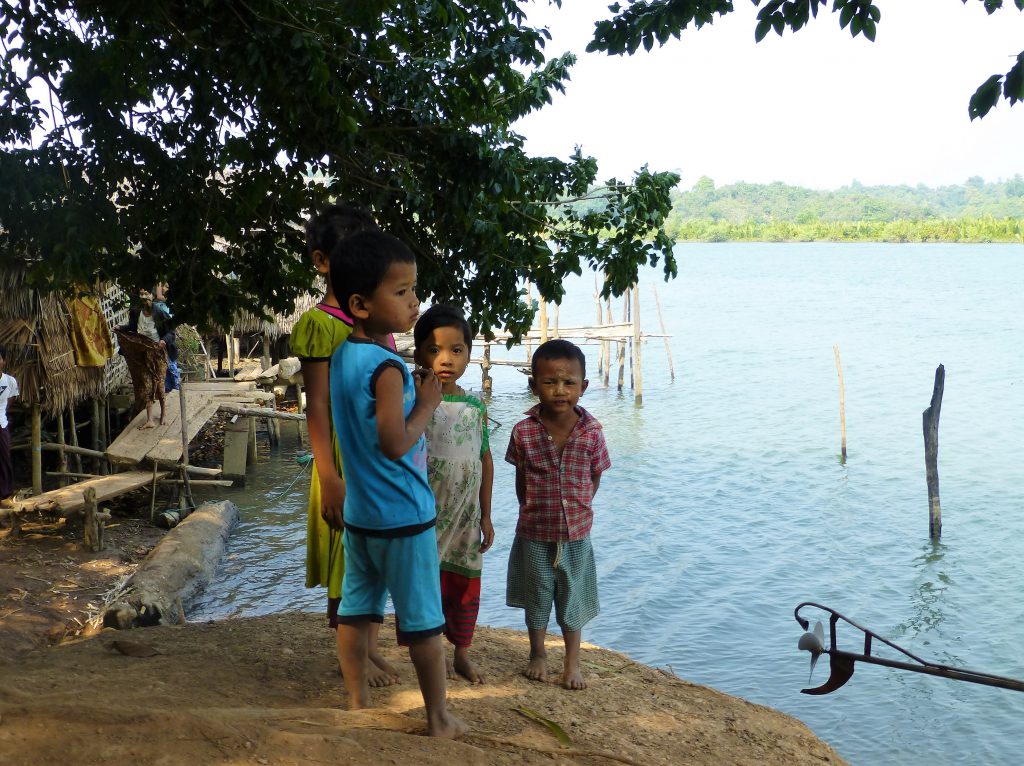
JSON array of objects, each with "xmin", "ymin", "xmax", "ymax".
[
  {"xmin": 0, "ymin": 1, "xmax": 678, "ymax": 337},
  {"xmin": 588, "ymin": 0, "xmax": 1024, "ymax": 119}
]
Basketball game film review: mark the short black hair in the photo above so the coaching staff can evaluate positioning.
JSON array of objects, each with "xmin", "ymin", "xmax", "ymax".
[
  {"xmin": 304, "ymin": 202, "xmax": 378, "ymax": 258},
  {"xmin": 531, "ymin": 339, "xmax": 586, "ymax": 378},
  {"xmin": 330, "ymin": 230, "xmax": 416, "ymax": 315},
  {"xmin": 0, "ymin": 344, "xmax": 6, "ymax": 361},
  {"xmin": 414, "ymin": 305, "xmax": 473, "ymax": 352}
]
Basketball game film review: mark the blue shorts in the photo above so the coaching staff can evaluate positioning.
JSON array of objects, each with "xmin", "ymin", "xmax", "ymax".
[{"xmin": 337, "ymin": 527, "xmax": 444, "ymax": 642}]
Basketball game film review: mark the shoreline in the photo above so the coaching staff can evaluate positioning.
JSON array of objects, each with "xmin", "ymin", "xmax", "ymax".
[{"xmin": 0, "ymin": 498, "xmax": 847, "ymax": 765}]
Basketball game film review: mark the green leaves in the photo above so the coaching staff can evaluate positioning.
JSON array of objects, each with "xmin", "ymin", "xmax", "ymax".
[
  {"xmin": 515, "ymin": 706, "xmax": 573, "ymax": 747},
  {"xmin": 969, "ymin": 53, "xmax": 1024, "ymax": 119},
  {"xmin": 0, "ymin": 1, "xmax": 679, "ymax": 339}
]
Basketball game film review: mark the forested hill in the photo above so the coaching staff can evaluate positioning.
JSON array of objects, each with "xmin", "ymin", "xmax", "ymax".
[{"xmin": 663, "ymin": 176, "xmax": 1024, "ymax": 243}]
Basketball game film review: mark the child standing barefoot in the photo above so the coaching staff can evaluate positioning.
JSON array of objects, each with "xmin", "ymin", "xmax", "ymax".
[
  {"xmin": 292, "ymin": 203, "xmax": 398, "ymax": 687},
  {"xmin": 329, "ymin": 231, "xmax": 466, "ymax": 738},
  {"xmin": 505, "ymin": 340, "xmax": 611, "ymax": 690},
  {"xmin": 414, "ymin": 306, "xmax": 494, "ymax": 683}
]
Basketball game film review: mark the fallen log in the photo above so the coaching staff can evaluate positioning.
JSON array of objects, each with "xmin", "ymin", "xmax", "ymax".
[
  {"xmin": 103, "ymin": 500, "xmax": 238, "ymax": 630},
  {"xmin": 218, "ymin": 404, "xmax": 306, "ymax": 421}
]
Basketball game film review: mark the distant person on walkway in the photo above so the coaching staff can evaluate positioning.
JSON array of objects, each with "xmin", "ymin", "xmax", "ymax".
[
  {"xmin": 116, "ymin": 286, "xmax": 177, "ymax": 429},
  {"xmin": 0, "ymin": 345, "xmax": 20, "ymax": 509},
  {"xmin": 505, "ymin": 339, "xmax": 611, "ymax": 690},
  {"xmin": 329, "ymin": 230, "xmax": 466, "ymax": 738},
  {"xmin": 413, "ymin": 305, "xmax": 494, "ymax": 683},
  {"xmin": 291, "ymin": 203, "xmax": 399, "ymax": 688}
]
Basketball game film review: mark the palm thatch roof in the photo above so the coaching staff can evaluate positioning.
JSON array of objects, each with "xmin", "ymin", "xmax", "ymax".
[{"xmin": 0, "ymin": 266, "xmax": 128, "ymax": 417}]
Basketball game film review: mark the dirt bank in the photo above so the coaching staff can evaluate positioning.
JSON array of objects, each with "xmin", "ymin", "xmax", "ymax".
[{"xmin": 0, "ymin": 612, "xmax": 845, "ymax": 765}]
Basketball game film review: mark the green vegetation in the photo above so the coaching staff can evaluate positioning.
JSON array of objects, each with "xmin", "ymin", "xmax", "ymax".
[{"xmin": 665, "ymin": 178, "xmax": 1024, "ymax": 243}]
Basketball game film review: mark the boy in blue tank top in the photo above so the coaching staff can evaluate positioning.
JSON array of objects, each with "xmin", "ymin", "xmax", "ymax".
[{"xmin": 328, "ymin": 230, "xmax": 466, "ymax": 739}]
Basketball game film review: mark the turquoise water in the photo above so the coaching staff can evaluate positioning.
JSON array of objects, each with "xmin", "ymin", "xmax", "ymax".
[{"xmin": 192, "ymin": 243, "xmax": 1024, "ymax": 765}]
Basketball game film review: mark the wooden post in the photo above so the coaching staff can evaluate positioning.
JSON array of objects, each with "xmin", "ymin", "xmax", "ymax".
[
  {"xmin": 31, "ymin": 404, "xmax": 42, "ymax": 495},
  {"xmin": 56, "ymin": 409, "xmax": 68, "ymax": 488},
  {"xmin": 595, "ymin": 275, "xmax": 605, "ymax": 378},
  {"xmin": 178, "ymin": 383, "xmax": 194, "ymax": 511},
  {"xmin": 553, "ymin": 303, "xmax": 560, "ymax": 339},
  {"xmin": 247, "ymin": 416, "xmax": 257, "ymax": 463},
  {"xmin": 481, "ymin": 342, "xmax": 493, "ymax": 395},
  {"xmin": 617, "ymin": 295, "xmax": 628, "ymax": 391},
  {"xmin": 226, "ymin": 331, "xmax": 236, "ymax": 378},
  {"xmin": 539, "ymin": 298, "xmax": 549, "ymax": 343},
  {"xmin": 68, "ymin": 405, "xmax": 83, "ymax": 474},
  {"xmin": 923, "ymin": 364, "xmax": 945, "ymax": 540},
  {"xmin": 82, "ymin": 487, "xmax": 108, "ymax": 553},
  {"xmin": 91, "ymin": 398, "xmax": 103, "ymax": 473},
  {"xmin": 833, "ymin": 344, "xmax": 847, "ymax": 463},
  {"xmin": 651, "ymin": 284, "xmax": 676, "ymax": 382},
  {"xmin": 525, "ymin": 284, "xmax": 533, "ymax": 361},
  {"xmin": 604, "ymin": 298, "xmax": 612, "ymax": 388},
  {"xmin": 261, "ymin": 333, "xmax": 272, "ymax": 371},
  {"xmin": 632, "ymin": 284, "xmax": 643, "ymax": 406},
  {"xmin": 149, "ymin": 460, "xmax": 160, "ymax": 522}
]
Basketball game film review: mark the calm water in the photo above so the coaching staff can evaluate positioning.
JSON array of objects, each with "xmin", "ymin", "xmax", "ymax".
[{"xmin": 192, "ymin": 243, "xmax": 1024, "ymax": 765}]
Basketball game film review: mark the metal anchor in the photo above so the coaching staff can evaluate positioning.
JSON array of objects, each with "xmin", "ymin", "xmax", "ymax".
[{"xmin": 794, "ymin": 601, "xmax": 1024, "ymax": 695}]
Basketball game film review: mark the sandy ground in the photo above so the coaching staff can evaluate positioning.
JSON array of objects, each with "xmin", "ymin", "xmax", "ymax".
[
  {"xmin": 0, "ymin": 611, "xmax": 846, "ymax": 766},
  {"xmin": 1, "ymin": 481, "xmax": 846, "ymax": 766}
]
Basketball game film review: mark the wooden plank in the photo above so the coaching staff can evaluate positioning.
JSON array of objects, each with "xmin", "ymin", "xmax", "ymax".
[
  {"xmin": 106, "ymin": 391, "xmax": 214, "ymax": 465},
  {"xmin": 2, "ymin": 470, "xmax": 168, "ymax": 518},
  {"xmin": 146, "ymin": 397, "xmax": 222, "ymax": 463}
]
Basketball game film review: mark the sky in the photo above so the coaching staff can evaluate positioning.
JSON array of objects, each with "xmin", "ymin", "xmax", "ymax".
[{"xmin": 513, "ymin": 0, "xmax": 1024, "ymax": 190}]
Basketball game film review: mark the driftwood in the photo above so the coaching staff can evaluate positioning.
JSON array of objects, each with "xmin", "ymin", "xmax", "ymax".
[
  {"xmin": 218, "ymin": 403, "xmax": 306, "ymax": 421},
  {"xmin": 103, "ymin": 500, "xmax": 238, "ymax": 629}
]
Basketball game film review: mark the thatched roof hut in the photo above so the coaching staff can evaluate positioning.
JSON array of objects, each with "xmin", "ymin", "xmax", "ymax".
[{"xmin": 0, "ymin": 266, "xmax": 128, "ymax": 418}]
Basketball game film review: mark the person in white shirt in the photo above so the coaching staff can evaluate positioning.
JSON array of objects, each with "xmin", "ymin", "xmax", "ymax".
[{"xmin": 0, "ymin": 344, "xmax": 20, "ymax": 508}]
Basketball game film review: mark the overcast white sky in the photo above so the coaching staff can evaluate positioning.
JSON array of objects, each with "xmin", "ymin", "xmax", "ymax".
[{"xmin": 514, "ymin": 0, "xmax": 1024, "ymax": 190}]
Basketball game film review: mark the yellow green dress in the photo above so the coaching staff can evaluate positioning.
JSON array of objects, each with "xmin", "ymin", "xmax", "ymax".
[{"xmin": 291, "ymin": 304, "xmax": 353, "ymax": 606}]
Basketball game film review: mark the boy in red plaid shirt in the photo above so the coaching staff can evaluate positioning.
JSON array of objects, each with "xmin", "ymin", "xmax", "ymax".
[{"xmin": 505, "ymin": 339, "xmax": 611, "ymax": 690}]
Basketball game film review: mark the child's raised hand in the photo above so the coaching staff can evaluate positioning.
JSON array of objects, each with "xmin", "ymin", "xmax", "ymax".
[
  {"xmin": 479, "ymin": 517, "xmax": 495, "ymax": 554},
  {"xmin": 412, "ymin": 367, "xmax": 442, "ymax": 410}
]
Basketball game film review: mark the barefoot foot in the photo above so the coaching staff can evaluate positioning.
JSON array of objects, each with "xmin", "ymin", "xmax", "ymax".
[
  {"xmin": 369, "ymin": 649, "xmax": 400, "ymax": 680},
  {"xmin": 524, "ymin": 651, "xmax": 548, "ymax": 682},
  {"xmin": 366, "ymin": 660, "xmax": 399, "ymax": 688},
  {"xmin": 426, "ymin": 711, "xmax": 469, "ymax": 739},
  {"xmin": 453, "ymin": 647, "xmax": 484, "ymax": 684},
  {"xmin": 139, "ymin": 420, "xmax": 156, "ymax": 430},
  {"xmin": 561, "ymin": 659, "xmax": 587, "ymax": 690}
]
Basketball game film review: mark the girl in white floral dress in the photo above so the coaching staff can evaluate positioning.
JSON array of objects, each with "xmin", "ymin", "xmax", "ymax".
[{"xmin": 414, "ymin": 306, "xmax": 494, "ymax": 683}]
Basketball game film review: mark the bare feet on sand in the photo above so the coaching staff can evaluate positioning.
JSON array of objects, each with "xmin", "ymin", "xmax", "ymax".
[
  {"xmin": 525, "ymin": 650, "xmax": 548, "ymax": 682},
  {"xmin": 562, "ymin": 658, "xmax": 587, "ymax": 690},
  {"xmin": 366, "ymin": 658, "xmax": 400, "ymax": 688},
  {"xmin": 452, "ymin": 647, "xmax": 484, "ymax": 684},
  {"xmin": 426, "ymin": 711, "xmax": 470, "ymax": 739}
]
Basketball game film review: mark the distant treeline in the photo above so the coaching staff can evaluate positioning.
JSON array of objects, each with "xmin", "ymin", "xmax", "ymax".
[{"xmin": 663, "ymin": 177, "xmax": 1024, "ymax": 243}]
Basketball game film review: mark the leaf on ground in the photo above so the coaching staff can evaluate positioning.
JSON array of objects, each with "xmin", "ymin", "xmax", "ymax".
[
  {"xmin": 515, "ymin": 706, "xmax": 573, "ymax": 747},
  {"xmin": 107, "ymin": 639, "xmax": 161, "ymax": 657}
]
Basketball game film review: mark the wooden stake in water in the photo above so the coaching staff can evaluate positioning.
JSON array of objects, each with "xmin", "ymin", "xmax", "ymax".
[
  {"xmin": 482, "ymin": 343, "xmax": 493, "ymax": 395},
  {"xmin": 632, "ymin": 284, "xmax": 643, "ymax": 406},
  {"xmin": 923, "ymin": 364, "xmax": 945, "ymax": 540},
  {"xmin": 539, "ymin": 297, "xmax": 549, "ymax": 343},
  {"xmin": 604, "ymin": 298, "xmax": 613, "ymax": 388},
  {"xmin": 833, "ymin": 344, "xmax": 847, "ymax": 463},
  {"xmin": 651, "ymin": 284, "xmax": 675, "ymax": 382}
]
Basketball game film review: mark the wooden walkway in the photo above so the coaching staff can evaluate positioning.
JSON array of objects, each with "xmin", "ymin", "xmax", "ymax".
[
  {"xmin": 105, "ymin": 381, "xmax": 267, "ymax": 466},
  {"xmin": 0, "ymin": 470, "xmax": 168, "ymax": 519}
]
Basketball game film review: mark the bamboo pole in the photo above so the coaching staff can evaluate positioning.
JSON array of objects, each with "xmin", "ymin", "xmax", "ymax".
[
  {"xmin": 68, "ymin": 405, "xmax": 83, "ymax": 474},
  {"xmin": 226, "ymin": 331, "xmax": 236, "ymax": 378},
  {"xmin": 923, "ymin": 364, "xmax": 945, "ymax": 540},
  {"xmin": 481, "ymin": 343, "xmax": 493, "ymax": 395},
  {"xmin": 616, "ymin": 295, "xmax": 626, "ymax": 392},
  {"xmin": 178, "ymin": 383, "xmax": 194, "ymax": 511},
  {"xmin": 31, "ymin": 404, "xmax": 41, "ymax": 495},
  {"xmin": 632, "ymin": 284, "xmax": 643, "ymax": 405},
  {"xmin": 553, "ymin": 303, "xmax": 560, "ymax": 339},
  {"xmin": 595, "ymin": 275, "xmax": 605, "ymax": 378},
  {"xmin": 261, "ymin": 333, "xmax": 272, "ymax": 371},
  {"xmin": 651, "ymin": 284, "xmax": 675, "ymax": 382},
  {"xmin": 833, "ymin": 344, "xmax": 847, "ymax": 463},
  {"xmin": 56, "ymin": 409, "xmax": 68, "ymax": 488},
  {"xmin": 525, "ymin": 284, "xmax": 533, "ymax": 362},
  {"xmin": 539, "ymin": 298, "xmax": 549, "ymax": 343},
  {"xmin": 604, "ymin": 298, "xmax": 612, "ymax": 388}
]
